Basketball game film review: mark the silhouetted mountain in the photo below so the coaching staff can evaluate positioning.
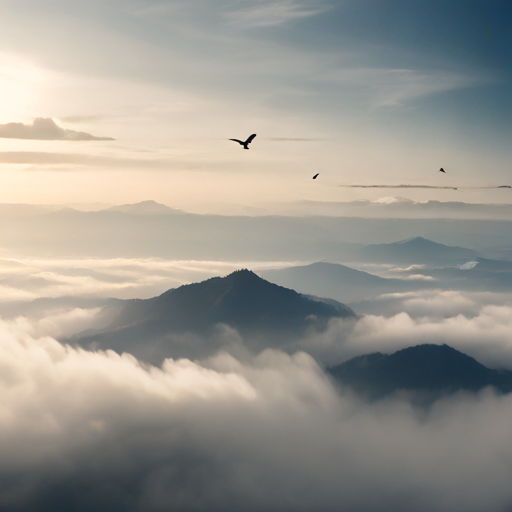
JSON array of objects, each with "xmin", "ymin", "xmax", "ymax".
[
  {"xmin": 329, "ymin": 344, "xmax": 512, "ymax": 402},
  {"xmin": 259, "ymin": 261, "xmax": 418, "ymax": 303},
  {"xmin": 358, "ymin": 236, "xmax": 479, "ymax": 264},
  {"xmin": 74, "ymin": 269, "xmax": 355, "ymax": 363},
  {"xmin": 103, "ymin": 200, "xmax": 185, "ymax": 215}
]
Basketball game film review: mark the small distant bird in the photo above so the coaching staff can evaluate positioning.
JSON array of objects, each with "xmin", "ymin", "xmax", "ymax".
[
  {"xmin": 229, "ymin": 134, "xmax": 256, "ymax": 150},
  {"xmin": 312, "ymin": 173, "xmax": 319, "ymax": 179},
  {"xmin": 438, "ymin": 168, "xmax": 446, "ymax": 173}
]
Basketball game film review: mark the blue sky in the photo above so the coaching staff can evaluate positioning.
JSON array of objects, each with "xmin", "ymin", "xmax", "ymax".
[{"xmin": 0, "ymin": 0, "xmax": 510, "ymax": 210}]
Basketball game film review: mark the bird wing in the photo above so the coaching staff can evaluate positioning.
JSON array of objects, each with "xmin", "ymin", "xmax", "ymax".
[
  {"xmin": 229, "ymin": 139, "xmax": 245, "ymax": 145},
  {"xmin": 244, "ymin": 134, "xmax": 257, "ymax": 144}
]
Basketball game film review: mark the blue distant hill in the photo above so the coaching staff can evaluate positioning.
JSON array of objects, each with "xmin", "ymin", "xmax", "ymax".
[{"xmin": 358, "ymin": 236, "xmax": 479, "ymax": 263}]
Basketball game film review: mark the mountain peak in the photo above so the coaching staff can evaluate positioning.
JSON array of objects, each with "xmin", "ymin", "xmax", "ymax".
[
  {"xmin": 226, "ymin": 268, "xmax": 261, "ymax": 282},
  {"xmin": 329, "ymin": 343, "xmax": 512, "ymax": 401},
  {"xmin": 396, "ymin": 236, "xmax": 429, "ymax": 244},
  {"xmin": 359, "ymin": 236, "xmax": 478, "ymax": 263},
  {"xmin": 75, "ymin": 270, "xmax": 355, "ymax": 363},
  {"xmin": 104, "ymin": 200, "xmax": 185, "ymax": 215}
]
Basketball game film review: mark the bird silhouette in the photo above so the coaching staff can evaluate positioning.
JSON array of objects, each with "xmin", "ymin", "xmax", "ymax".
[
  {"xmin": 229, "ymin": 134, "xmax": 256, "ymax": 150},
  {"xmin": 312, "ymin": 173, "xmax": 319, "ymax": 179},
  {"xmin": 438, "ymin": 168, "xmax": 446, "ymax": 173}
]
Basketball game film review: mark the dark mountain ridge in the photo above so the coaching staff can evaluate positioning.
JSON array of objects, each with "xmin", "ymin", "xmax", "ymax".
[
  {"xmin": 329, "ymin": 344, "xmax": 512, "ymax": 402},
  {"xmin": 73, "ymin": 269, "xmax": 355, "ymax": 363}
]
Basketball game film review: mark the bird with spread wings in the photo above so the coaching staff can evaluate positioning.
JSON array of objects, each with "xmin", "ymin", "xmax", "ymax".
[{"xmin": 229, "ymin": 134, "xmax": 256, "ymax": 150}]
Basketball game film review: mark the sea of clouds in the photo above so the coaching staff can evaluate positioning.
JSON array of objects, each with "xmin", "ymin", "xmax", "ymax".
[
  {"xmin": 2, "ymin": 315, "xmax": 512, "ymax": 511},
  {"xmin": 2, "ymin": 256, "xmax": 512, "ymax": 511}
]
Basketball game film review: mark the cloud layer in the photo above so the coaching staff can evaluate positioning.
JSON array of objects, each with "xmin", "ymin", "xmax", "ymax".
[
  {"xmin": 298, "ymin": 289, "xmax": 512, "ymax": 370},
  {"xmin": 0, "ymin": 118, "xmax": 114, "ymax": 141},
  {"xmin": 2, "ymin": 316, "xmax": 512, "ymax": 511}
]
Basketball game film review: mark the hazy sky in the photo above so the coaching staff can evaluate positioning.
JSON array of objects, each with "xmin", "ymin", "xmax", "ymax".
[{"xmin": 0, "ymin": 0, "xmax": 510, "ymax": 210}]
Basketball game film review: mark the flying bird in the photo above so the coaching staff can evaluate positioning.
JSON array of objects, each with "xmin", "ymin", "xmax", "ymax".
[
  {"xmin": 229, "ymin": 134, "xmax": 256, "ymax": 150},
  {"xmin": 438, "ymin": 168, "xmax": 446, "ymax": 173},
  {"xmin": 312, "ymin": 173, "xmax": 319, "ymax": 179}
]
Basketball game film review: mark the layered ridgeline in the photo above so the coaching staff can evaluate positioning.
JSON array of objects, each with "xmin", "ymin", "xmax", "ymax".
[
  {"xmin": 259, "ymin": 262, "xmax": 417, "ymax": 303},
  {"xmin": 3, "ymin": 201, "xmax": 512, "ymax": 260},
  {"xmin": 329, "ymin": 344, "xmax": 512, "ymax": 402},
  {"xmin": 73, "ymin": 269, "xmax": 355, "ymax": 363}
]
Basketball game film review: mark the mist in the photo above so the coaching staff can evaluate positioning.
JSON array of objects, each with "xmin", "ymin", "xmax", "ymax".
[{"xmin": 2, "ymin": 315, "xmax": 512, "ymax": 512}]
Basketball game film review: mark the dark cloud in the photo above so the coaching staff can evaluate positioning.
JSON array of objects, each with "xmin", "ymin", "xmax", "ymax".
[{"xmin": 0, "ymin": 118, "xmax": 114, "ymax": 141}]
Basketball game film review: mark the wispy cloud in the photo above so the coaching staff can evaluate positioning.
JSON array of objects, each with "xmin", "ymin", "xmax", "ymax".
[
  {"xmin": 0, "ymin": 151, "xmax": 198, "ymax": 171},
  {"xmin": 325, "ymin": 68, "xmax": 489, "ymax": 108},
  {"xmin": 335, "ymin": 184, "xmax": 510, "ymax": 190},
  {"xmin": 226, "ymin": 0, "xmax": 327, "ymax": 28},
  {"xmin": 336, "ymin": 184, "xmax": 460, "ymax": 190},
  {"xmin": 267, "ymin": 137, "xmax": 326, "ymax": 141},
  {"xmin": 0, "ymin": 118, "xmax": 114, "ymax": 141}
]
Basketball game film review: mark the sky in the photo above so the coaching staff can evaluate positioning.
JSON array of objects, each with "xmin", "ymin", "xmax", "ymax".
[
  {"xmin": 0, "ymin": 0, "xmax": 511, "ymax": 211},
  {"xmin": 3, "ymin": 4, "xmax": 512, "ymax": 509}
]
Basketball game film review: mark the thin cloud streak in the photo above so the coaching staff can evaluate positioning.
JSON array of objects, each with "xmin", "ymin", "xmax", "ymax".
[
  {"xmin": 323, "ymin": 67, "xmax": 490, "ymax": 109},
  {"xmin": 336, "ymin": 185, "xmax": 511, "ymax": 190},
  {"xmin": 225, "ymin": 0, "xmax": 327, "ymax": 28},
  {"xmin": 267, "ymin": 137, "xmax": 326, "ymax": 141},
  {"xmin": 0, "ymin": 151, "xmax": 200, "ymax": 171}
]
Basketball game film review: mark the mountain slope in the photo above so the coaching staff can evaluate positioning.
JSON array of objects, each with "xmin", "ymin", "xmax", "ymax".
[
  {"xmin": 74, "ymin": 269, "xmax": 355, "ymax": 363},
  {"xmin": 329, "ymin": 344, "xmax": 512, "ymax": 401}
]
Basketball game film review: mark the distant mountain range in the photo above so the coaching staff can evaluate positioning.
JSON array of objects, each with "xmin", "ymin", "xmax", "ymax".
[
  {"xmin": 329, "ymin": 344, "xmax": 512, "ymax": 402},
  {"xmin": 73, "ymin": 269, "xmax": 355, "ymax": 363},
  {"xmin": 357, "ymin": 236, "xmax": 479, "ymax": 264},
  {"xmin": 260, "ymin": 254, "xmax": 512, "ymax": 306},
  {"xmin": 268, "ymin": 198, "xmax": 512, "ymax": 220},
  {"xmin": 259, "ymin": 261, "xmax": 416, "ymax": 303},
  {"xmin": 2, "ymin": 201, "xmax": 511, "ymax": 260}
]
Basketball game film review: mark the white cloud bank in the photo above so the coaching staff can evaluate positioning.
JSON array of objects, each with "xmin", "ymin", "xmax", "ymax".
[
  {"xmin": 2, "ymin": 316, "xmax": 512, "ymax": 511},
  {"xmin": 0, "ymin": 118, "xmax": 114, "ymax": 141},
  {"xmin": 300, "ymin": 296, "xmax": 512, "ymax": 370}
]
